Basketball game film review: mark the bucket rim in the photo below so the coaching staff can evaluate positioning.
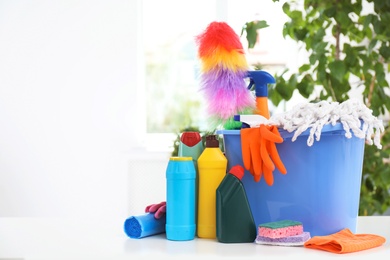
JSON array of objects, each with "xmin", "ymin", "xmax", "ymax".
[{"xmin": 216, "ymin": 121, "xmax": 350, "ymax": 139}]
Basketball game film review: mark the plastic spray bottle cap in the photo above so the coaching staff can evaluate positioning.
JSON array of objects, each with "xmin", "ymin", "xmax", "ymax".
[
  {"xmin": 247, "ymin": 70, "xmax": 276, "ymax": 97},
  {"xmin": 205, "ymin": 135, "xmax": 219, "ymax": 148},
  {"xmin": 180, "ymin": 132, "xmax": 202, "ymax": 147}
]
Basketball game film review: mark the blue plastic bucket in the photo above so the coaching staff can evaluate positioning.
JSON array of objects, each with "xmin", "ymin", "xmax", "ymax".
[{"xmin": 217, "ymin": 122, "xmax": 365, "ymax": 237}]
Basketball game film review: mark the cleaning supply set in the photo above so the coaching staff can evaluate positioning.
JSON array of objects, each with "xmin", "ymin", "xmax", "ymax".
[
  {"xmin": 123, "ymin": 20, "xmax": 386, "ymax": 253},
  {"xmin": 195, "ymin": 19, "xmax": 384, "ymax": 238},
  {"xmin": 194, "ymin": 20, "xmax": 384, "ymax": 245}
]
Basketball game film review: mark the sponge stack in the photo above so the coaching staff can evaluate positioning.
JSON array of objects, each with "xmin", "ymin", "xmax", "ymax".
[
  {"xmin": 255, "ymin": 220, "xmax": 310, "ymax": 246},
  {"xmin": 258, "ymin": 220, "xmax": 303, "ymax": 238}
]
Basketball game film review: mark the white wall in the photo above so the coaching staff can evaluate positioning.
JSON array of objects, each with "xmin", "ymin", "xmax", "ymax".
[
  {"xmin": 0, "ymin": 0, "xmax": 163, "ymax": 218},
  {"xmin": 0, "ymin": 0, "xmax": 311, "ymax": 219}
]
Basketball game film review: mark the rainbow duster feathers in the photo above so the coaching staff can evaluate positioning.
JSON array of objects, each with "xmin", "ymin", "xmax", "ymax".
[{"xmin": 196, "ymin": 21, "xmax": 255, "ymax": 129}]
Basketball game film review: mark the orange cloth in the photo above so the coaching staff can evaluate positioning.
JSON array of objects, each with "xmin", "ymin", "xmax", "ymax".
[{"xmin": 304, "ymin": 228, "xmax": 386, "ymax": 254}]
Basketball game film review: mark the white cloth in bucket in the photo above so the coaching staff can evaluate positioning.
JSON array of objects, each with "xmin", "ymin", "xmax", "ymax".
[{"xmin": 268, "ymin": 99, "xmax": 384, "ymax": 148}]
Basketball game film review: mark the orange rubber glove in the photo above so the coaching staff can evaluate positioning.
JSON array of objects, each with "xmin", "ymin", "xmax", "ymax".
[
  {"xmin": 241, "ymin": 125, "xmax": 287, "ymax": 185},
  {"xmin": 241, "ymin": 127, "xmax": 263, "ymax": 182},
  {"xmin": 259, "ymin": 125, "xmax": 287, "ymax": 186}
]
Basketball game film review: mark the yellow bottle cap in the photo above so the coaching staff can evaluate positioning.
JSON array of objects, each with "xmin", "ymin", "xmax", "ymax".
[{"xmin": 170, "ymin": 156, "xmax": 192, "ymax": 161}]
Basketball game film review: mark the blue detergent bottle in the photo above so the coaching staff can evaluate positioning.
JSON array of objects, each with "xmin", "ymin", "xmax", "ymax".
[{"xmin": 165, "ymin": 156, "xmax": 196, "ymax": 241}]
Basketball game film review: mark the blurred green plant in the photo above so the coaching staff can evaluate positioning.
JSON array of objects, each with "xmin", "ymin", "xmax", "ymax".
[
  {"xmin": 241, "ymin": 20, "xmax": 270, "ymax": 49},
  {"xmin": 246, "ymin": 0, "xmax": 390, "ymax": 215}
]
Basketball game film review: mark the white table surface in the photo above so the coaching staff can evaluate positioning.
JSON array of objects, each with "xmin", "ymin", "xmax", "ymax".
[{"xmin": 0, "ymin": 216, "xmax": 389, "ymax": 259}]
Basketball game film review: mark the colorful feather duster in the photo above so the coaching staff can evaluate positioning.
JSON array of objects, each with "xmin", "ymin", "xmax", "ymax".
[{"xmin": 196, "ymin": 21, "xmax": 255, "ymax": 129}]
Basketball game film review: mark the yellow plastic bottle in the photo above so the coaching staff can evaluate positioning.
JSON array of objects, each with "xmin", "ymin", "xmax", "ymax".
[{"xmin": 197, "ymin": 134, "xmax": 227, "ymax": 238}]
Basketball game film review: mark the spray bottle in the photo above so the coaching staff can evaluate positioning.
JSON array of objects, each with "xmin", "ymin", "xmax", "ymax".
[
  {"xmin": 232, "ymin": 70, "xmax": 275, "ymax": 128},
  {"xmin": 178, "ymin": 131, "xmax": 204, "ymax": 234},
  {"xmin": 247, "ymin": 70, "xmax": 276, "ymax": 119},
  {"xmin": 197, "ymin": 134, "xmax": 227, "ymax": 238},
  {"xmin": 178, "ymin": 131, "xmax": 204, "ymax": 168}
]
